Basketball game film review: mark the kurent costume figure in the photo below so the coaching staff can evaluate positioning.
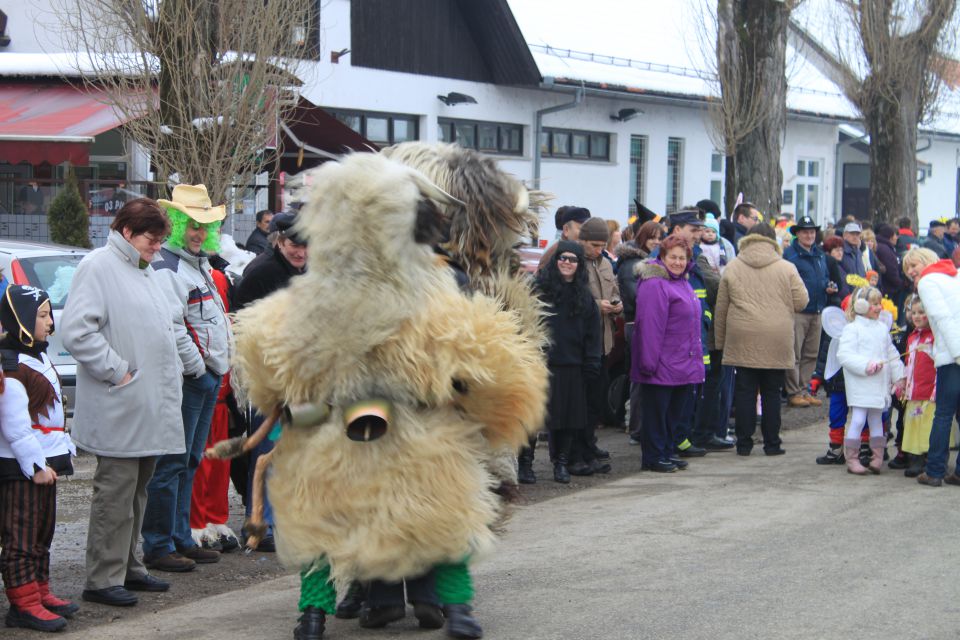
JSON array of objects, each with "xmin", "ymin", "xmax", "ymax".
[{"xmin": 230, "ymin": 151, "xmax": 549, "ymax": 640}]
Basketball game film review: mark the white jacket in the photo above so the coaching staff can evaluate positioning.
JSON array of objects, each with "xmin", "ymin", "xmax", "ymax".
[
  {"xmin": 0, "ymin": 352, "xmax": 75, "ymax": 479},
  {"xmin": 837, "ymin": 315, "xmax": 905, "ymax": 409},
  {"xmin": 916, "ymin": 270, "xmax": 960, "ymax": 367}
]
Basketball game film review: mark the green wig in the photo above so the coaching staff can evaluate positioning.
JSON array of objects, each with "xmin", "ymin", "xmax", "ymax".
[{"xmin": 164, "ymin": 206, "xmax": 222, "ymax": 253}]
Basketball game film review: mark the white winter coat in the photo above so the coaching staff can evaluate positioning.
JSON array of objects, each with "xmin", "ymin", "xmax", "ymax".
[
  {"xmin": 837, "ymin": 315, "xmax": 905, "ymax": 409},
  {"xmin": 916, "ymin": 270, "xmax": 960, "ymax": 367}
]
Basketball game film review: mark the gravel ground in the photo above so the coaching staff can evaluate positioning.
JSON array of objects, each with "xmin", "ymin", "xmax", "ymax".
[{"xmin": 3, "ymin": 399, "xmax": 829, "ymax": 637}]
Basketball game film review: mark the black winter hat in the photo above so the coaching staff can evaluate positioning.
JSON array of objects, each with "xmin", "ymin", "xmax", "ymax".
[{"xmin": 696, "ymin": 199, "xmax": 722, "ymax": 219}]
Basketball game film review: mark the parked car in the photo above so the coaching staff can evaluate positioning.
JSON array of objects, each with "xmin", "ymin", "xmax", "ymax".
[
  {"xmin": 517, "ymin": 245, "xmax": 546, "ymax": 274},
  {"xmin": 0, "ymin": 240, "xmax": 90, "ymax": 416}
]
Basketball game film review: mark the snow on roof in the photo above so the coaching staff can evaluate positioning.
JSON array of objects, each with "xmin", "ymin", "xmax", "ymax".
[
  {"xmin": 508, "ymin": 0, "xmax": 955, "ymax": 130},
  {"xmin": 0, "ymin": 51, "xmax": 151, "ymax": 77}
]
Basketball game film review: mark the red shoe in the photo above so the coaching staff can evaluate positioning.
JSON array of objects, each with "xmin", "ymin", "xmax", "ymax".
[
  {"xmin": 38, "ymin": 581, "xmax": 80, "ymax": 618},
  {"xmin": 4, "ymin": 582, "xmax": 67, "ymax": 632},
  {"xmin": 809, "ymin": 377, "xmax": 822, "ymax": 395}
]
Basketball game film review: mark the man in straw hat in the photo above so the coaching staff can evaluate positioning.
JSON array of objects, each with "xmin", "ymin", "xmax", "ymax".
[{"xmin": 141, "ymin": 184, "xmax": 232, "ymax": 573}]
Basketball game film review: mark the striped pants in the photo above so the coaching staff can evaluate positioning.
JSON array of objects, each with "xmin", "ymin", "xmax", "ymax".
[{"xmin": 0, "ymin": 479, "xmax": 56, "ymax": 588}]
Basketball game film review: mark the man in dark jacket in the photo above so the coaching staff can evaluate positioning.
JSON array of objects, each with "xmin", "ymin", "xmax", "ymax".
[
  {"xmin": 895, "ymin": 216, "xmax": 918, "ymax": 256},
  {"xmin": 244, "ymin": 210, "xmax": 274, "ymax": 256},
  {"xmin": 874, "ymin": 224, "xmax": 904, "ymax": 297},
  {"xmin": 232, "ymin": 212, "xmax": 307, "ymax": 552},
  {"xmin": 923, "ymin": 219, "xmax": 949, "ymax": 259},
  {"xmin": 732, "ymin": 203, "xmax": 760, "ymax": 246},
  {"xmin": 783, "ymin": 216, "xmax": 835, "ymax": 408},
  {"xmin": 840, "ymin": 221, "xmax": 877, "ymax": 278}
]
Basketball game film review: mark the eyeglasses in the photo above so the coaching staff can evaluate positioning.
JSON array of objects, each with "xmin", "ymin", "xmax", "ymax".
[
  {"xmin": 557, "ymin": 254, "xmax": 579, "ymax": 263},
  {"xmin": 141, "ymin": 233, "xmax": 167, "ymax": 246}
]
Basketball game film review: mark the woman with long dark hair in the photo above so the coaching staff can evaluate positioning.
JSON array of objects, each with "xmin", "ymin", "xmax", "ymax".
[{"xmin": 517, "ymin": 241, "xmax": 601, "ymax": 484}]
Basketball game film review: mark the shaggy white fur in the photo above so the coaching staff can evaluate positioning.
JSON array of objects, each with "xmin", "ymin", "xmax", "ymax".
[{"xmin": 231, "ymin": 153, "xmax": 549, "ymax": 586}]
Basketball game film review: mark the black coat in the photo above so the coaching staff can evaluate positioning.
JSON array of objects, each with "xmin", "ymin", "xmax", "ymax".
[
  {"xmin": 234, "ymin": 249, "xmax": 304, "ymax": 310},
  {"xmin": 875, "ymin": 237, "xmax": 903, "ymax": 297},
  {"xmin": 539, "ymin": 284, "xmax": 602, "ymax": 378}
]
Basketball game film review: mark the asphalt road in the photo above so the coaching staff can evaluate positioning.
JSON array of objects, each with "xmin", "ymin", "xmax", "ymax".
[{"xmin": 52, "ymin": 418, "xmax": 960, "ymax": 640}]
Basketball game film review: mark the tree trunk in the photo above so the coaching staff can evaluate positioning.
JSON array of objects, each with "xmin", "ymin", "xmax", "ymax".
[
  {"xmin": 862, "ymin": 87, "xmax": 919, "ymax": 227},
  {"xmin": 728, "ymin": 0, "xmax": 788, "ymax": 218}
]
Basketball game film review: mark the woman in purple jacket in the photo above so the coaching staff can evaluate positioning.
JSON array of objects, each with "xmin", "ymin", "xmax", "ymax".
[{"xmin": 631, "ymin": 235, "xmax": 706, "ymax": 472}]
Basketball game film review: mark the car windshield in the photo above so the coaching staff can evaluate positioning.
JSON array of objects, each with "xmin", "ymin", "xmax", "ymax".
[{"xmin": 17, "ymin": 256, "xmax": 84, "ymax": 310}]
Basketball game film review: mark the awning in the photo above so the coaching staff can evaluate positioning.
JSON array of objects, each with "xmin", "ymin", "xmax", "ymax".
[
  {"xmin": 0, "ymin": 83, "xmax": 127, "ymax": 165},
  {"xmin": 279, "ymin": 98, "xmax": 375, "ymax": 174}
]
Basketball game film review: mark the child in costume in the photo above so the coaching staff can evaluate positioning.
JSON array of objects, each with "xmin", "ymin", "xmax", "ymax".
[
  {"xmin": 0, "ymin": 285, "xmax": 78, "ymax": 632},
  {"xmin": 836, "ymin": 286, "xmax": 906, "ymax": 475},
  {"xmin": 898, "ymin": 296, "xmax": 936, "ymax": 477}
]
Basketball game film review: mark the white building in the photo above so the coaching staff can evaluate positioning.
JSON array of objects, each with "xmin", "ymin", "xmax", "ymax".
[{"xmin": 2, "ymin": 0, "xmax": 959, "ymax": 242}]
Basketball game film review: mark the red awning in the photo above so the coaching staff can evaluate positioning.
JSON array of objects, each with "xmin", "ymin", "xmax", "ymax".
[
  {"xmin": 0, "ymin": 83, "xmax": 127, "ymax": 165},
  {"xmin": 279, "ymin": 98, "xmax": 375, "ymax": 173}
]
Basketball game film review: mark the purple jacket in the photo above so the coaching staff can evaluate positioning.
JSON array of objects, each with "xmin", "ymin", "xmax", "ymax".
[{"xmin": 630, "ymin": 259, "xmax": 706, "ymax": 386}]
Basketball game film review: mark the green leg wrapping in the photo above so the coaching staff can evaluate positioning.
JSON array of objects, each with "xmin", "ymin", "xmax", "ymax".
[
  {"xmin": 434, "ymin": 560, "xmax": 473, "ymax": 605},
  {"xmin": 298, "ymin": 562, "xmax": 336, "ymax": 613}
]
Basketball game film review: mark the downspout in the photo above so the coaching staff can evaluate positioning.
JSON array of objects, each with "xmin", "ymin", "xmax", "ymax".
[{"xmin": 533, "ymin": 81, "xmax": 585, "ymax": 190}]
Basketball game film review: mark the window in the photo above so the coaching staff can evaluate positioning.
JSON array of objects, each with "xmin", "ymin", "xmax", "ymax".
[
  {"xmin": 710, "ymin": 152, "xmax": 724, "ymax": 207},
  {"xmin": 328, "ymin": 109, "xmax": 420, "ymax": 146},
  {"xmin": 796, "ymin": 158, "xmax": 822, "ymax": 220},
  {"xmin": 438, "ymin": 118, "xmax": 523, "ymax": 156},
  {"xmin": 540, "ymin": 128, "xmax": 610, "ymax": 161},
  {"xmin": 628, "ymin": 135, "xmax": 647, "ymax": 214},
  {"xmin": 666, "ymin": 138, "xmax": 684, "ymax": 215}
]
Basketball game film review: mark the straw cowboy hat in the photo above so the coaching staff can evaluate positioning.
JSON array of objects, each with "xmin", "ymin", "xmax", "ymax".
[{"xmin": 157, "ymin": 184, "xmax": 226, "ymax": 223}]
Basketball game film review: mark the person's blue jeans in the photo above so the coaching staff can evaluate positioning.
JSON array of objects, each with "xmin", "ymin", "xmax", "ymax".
[
  {"xmin": 142, "ymin": 370, "xmax": 222, "ymax": 557},
  {"xmin": 245, "ymin": 409, "xmax": 275, "ymax": 530},
  {"xmin": 925, "ymin": 363, "xmax": 960, "ymax": 479}
]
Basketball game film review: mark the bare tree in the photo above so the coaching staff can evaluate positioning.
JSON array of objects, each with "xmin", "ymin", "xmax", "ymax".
[
  {"xmin": 700, "ymin": 0, "xmax": 801, "ymax": 218},
  {"xmin": 56, "ymin": 0, "xmax": 316, "ymax": 202},
  {"xmin": 831, "ymin": 0, "xmax": 956, "ymax": 226}
]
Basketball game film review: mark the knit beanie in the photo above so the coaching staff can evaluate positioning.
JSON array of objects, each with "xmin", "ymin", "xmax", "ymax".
[
  {"xmin": 579, "ymin": 217, "xmax": 609, "ymax": 242},
  {"xmin": 704, "ymin": 214, "xmax": 720, "ymax": 235}
]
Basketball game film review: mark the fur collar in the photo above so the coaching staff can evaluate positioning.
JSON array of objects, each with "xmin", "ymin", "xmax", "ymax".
[
  {"xmin": 636, "ymin": 259, "xmax": 688, "ymax": 281},
  {"xmin": 616, "ymin": 241, "xmax": 648, "ymax": 261}
]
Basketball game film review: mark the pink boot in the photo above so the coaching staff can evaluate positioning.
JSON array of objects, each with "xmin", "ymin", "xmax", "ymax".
[
  {"xmin": 845, "ymin": 441, "xmax": 868, "ymax": 475},
  {"xmin": 868, "ymin": 437, "xmax": 885, "ymax": 474}
]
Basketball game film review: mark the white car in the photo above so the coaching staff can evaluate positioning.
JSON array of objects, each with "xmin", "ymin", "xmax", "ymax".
[{"xmin": 0, "ymin": 240, "xmax": 90, "ymax": 416}]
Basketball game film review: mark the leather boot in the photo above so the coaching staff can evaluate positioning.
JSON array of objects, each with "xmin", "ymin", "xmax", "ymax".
[
  {"xmin": 334, "ymin": 581, "xmax": 364, "ymax": 619},
  {"xmin": 517, "ymin": 446, "xmax": 536, "ymax": 485},
  {"xmin": 5, "ymin": 582, "xmax": 67, "ymax": 632},
  {"xmin": 904, "ymin": 453, "xmax": 925, "ymax": 478},
  {"xmin": 443, "ymin": 604, "xmax": 483, "ymax": 639},
  {"xmin": 37, "ymin": 581, "xmax": 79, "ymax": 618},
  {"xmin": 868, "ymin": 437, "xmax": 885, "ymax": 474},
  {"xmin": 293, "ymin": 606, "xmax": 326, "ymax": 640},
  {"xmin": 552, "ymin": 454, "xmax": 570, "ymax": 484},
  {"xmin": 844, "ymin": 441, "xmax": 868, "ymax": 475}
]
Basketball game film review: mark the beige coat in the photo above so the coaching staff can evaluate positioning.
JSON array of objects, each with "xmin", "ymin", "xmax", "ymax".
[
  {"xmin": 714, "ymin": 234, "xmax": 809, "ymax": 369},
  {"xmin": 584, "ymin": 256, "xmax": 620, "ymax": 356}
]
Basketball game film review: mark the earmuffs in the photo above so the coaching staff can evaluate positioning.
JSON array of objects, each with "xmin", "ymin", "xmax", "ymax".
[{"xmin": 853, "ymin": 287, "xmax": 872, "ymax": 315}]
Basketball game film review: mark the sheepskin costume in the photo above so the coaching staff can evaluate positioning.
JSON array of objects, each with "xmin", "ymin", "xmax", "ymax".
[{"xmin": 231, "ymin": 152, "xmax": 549, "ymax": 588}]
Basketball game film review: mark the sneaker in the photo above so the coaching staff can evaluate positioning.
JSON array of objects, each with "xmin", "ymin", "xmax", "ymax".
[
  {"xmin": 677, "ymin": 444, "xmax": 707, "ymax": 458},
  {"xmin": 640, "ymin": 460, "xmax": 677, "ymax": 473},
  {"xmin": 816, "ymin": 446, "xmax": 844, "ymax": 465},
  {"xmin": 628, "ymin": 437, "xmax": 641, "ymax": 445},
  {"xmin": 917, "ymin": 472, "xmax": 943, "ymax": 487}
]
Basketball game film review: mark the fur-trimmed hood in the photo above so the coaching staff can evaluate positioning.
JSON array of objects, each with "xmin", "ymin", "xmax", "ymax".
[
  {"xmin": 636, "ymin": 258, "xmax": 691, "ymax": 281},
  {"xmin": 736, "ymin": 234, "xmax": 782, "ymax": 269},
  {"xmin": 616, "ymin": 240, "xmax": 647, "ymax": 262}
]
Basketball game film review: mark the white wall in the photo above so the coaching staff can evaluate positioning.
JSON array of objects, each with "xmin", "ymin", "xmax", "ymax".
[{"xmin": 4, "ymin": 0, "xmax": 68, "ymax": 53}]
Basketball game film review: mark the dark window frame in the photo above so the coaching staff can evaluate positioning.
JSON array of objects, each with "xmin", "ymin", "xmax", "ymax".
[
  {"xmin": 438, "ymin": 118, "xmax": 523, "ymax": 156},
  {"xmin": 541, "ymin": 127, "xmax": 610, "ymax": 162},
  {"xmin": 326, "ymin": 108, "xmax": 420, "ymax": 145}
]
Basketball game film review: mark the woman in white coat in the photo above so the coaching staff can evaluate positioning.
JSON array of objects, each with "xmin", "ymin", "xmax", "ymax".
[{"xmin": 836, "ymin": 286, "xmax": 905, "ymax": 475}]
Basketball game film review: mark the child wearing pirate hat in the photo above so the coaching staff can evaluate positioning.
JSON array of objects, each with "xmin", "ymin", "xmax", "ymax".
[{"xmin": 0, "ymin": 285, "xmax": 77, "ymax": 632}]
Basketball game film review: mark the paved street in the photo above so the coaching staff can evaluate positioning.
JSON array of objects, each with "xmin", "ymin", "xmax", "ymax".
[{"xmin": 47, "ymin": 420, "xmax": 960, "ymax": 640}]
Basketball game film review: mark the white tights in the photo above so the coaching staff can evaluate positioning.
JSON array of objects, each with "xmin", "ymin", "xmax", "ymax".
[{"xmin": 845, "ymin": 407, "xmax": 884, "ymax": 440}]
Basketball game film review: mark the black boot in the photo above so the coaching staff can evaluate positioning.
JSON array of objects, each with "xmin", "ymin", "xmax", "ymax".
[
  {"xmin": 358, "ymin": 604, "xmax": 405, "ymax": 628},
  {"xmin": 888, "ymin": 451, "xmax": 908, "ymax": 469},
  {"xmin": 293, "ymin": 607, "xmax": 325, "ymax": 640},
  {"xmin": 444, "ymin": 604, "xmax": 483, "ymax": 639},
  {"xmin": 815, "ymin": 444, "xmax": 844, "ymax": 465},
  {"xmin": 904, "ymin": 453, "xmax": 925, "ymax": 478},
  {"xmin": 334, "ymin": 581, "xmax": 364, "ymax": 619},
  {"xmin": 553, "ymin": 455, "xmax": 570, "ymax": 484},
  {"xmin": 413, "ymin": 602, "xmax": 445, "ymax": 629},
  {"xmin": 858, "ymin": 443, "xmax": 872, "ymax": 468},
  {"xmin": 517, "ymin": 446, "xmax": 536, "ymax": 484}
]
